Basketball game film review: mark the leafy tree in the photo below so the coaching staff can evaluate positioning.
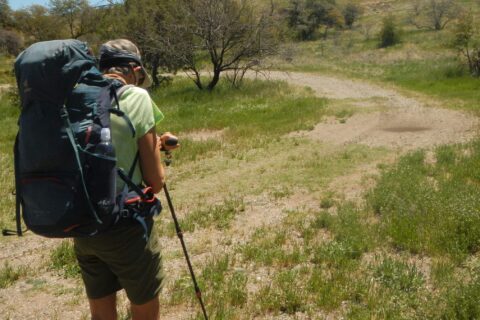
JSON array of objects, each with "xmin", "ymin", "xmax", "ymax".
[
  {"xmin": 12, "ymin": 5, "xmax": 65, "ymax": 43},
  {"xmin": 378, "ymin": 16, "xmax": 401, "ymax": 48},
  {"xmin": 343, "ymin": 2, "xmax": 361, "ymax": 29},
  {"xmin": 410, "ymin": 0, "xmax": 460, "ymax": 31},
  {"xmin": 284, "ymin": 0, "xmax": 342, "ymax": 40},
  {"xmin": 0, "ymin": 0, "xmax": 12, "ymax": 28},
  {"xmin": 452, "ymin": 13, "xmax": 480, "ymax": 77},
  {"xmin": 49, "ymin": 0, "xmax": 100, "ymax": 39}
]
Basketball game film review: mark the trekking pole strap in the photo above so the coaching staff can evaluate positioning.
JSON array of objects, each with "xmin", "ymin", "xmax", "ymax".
[{"xmin": 163, "ymin": 184, "xmax": 209, "ymax": 320}]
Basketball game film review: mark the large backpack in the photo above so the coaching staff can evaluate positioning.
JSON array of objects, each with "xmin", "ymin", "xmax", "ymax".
[{"xmin": 6, "ymin": 39, "xmax": 161, "ymax": 239}]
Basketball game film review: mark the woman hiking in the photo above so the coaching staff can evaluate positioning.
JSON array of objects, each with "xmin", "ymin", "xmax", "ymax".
[{"xmin": 74, "ymin": 39, "xmax": 175, "ymax": 320}]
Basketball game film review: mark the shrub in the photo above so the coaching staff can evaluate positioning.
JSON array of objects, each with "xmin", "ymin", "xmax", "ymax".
[
  {"xmin": 378, "ymin": 16, "xmax": 401, "ymax": 48},
  {"xmin": 343, "ymin": 2, "xmax": 361, "ymax": 29},
  {"xmin": 0, "ymin": 29, "xmax": 23, "ymax": 56}
]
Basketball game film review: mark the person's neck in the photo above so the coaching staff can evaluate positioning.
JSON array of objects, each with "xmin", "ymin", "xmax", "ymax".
[{"xmin": 104, "ymin": 73, "xmax": 128, "ymax": 85}]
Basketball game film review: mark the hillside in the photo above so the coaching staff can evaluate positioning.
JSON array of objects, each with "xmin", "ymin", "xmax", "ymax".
[{"xmin": 2, "ymin": 0, "xmax": 480, "ymax": 319}]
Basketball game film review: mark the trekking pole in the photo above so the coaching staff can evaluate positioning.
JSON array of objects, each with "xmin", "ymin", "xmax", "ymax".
[{"xmin": 162, "ymin": 136, "xmax": 209, "ymax": 320}]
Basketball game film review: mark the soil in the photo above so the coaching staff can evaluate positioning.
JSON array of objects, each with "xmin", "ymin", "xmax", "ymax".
[
  {"xmin": 0, "ymin": 72, "xmax": 478, "ymax": 319},
  {"xmin": 263, "ymin": 71, "xmax": 478, "ymax": 151}
]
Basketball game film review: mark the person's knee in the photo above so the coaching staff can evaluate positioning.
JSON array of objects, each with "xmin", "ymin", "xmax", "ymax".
[
  {"xmin": 89, "ymin": 294, "xmax": 117, "ymax": 320},
  {"xmin": 131, "ymin": 296, "xmax": 160, "ymax": 320}
]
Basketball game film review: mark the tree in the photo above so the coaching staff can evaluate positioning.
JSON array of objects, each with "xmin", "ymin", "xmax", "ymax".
[
  {"xmin": 49, "ymin": 0, "xmax": 100, "ymax": 39},
  {"xmin": 343, "ymin": 2, "xmax": 361, "ymax": 29},
  {"xmin": 142, "ymin": 0, "xmax": 279, "ymax": 90},
  {"xmin": 452, "ymin": 13, "xmax": 480, "ymax": 77},
  {"xmin": 0, "ymin": 0, "xmax": 12, "ymax": 28},
  {"xmin": 12, "ymin": 5, "xmax": 65, "ymax": 43},
  {"xmin": 284, "ymin": 0, "xmax": 342, "ymax": 40},
  {"xmin": 410, "ymin": 0, "xmax": 460, "ymax": 31},
  {"xmin": 0, "ymin": 29, "xmax": 22, "ymax": 55}
]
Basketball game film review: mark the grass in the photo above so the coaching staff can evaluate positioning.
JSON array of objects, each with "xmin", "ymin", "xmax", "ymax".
[
  {"xmin": 49, "ymin": 240, "xmax": 81, "ymax": 278},
  {"xmin": 167, "ymin": 136, "xmax": 480, "ymax": 318},
  {"xmin": 271, "ymin": 8, "xmax": 480, "ymax": 112},
  {"xmin": 3, "ymin": 15, "xmax": 480, "ymax": 317},
  {"xmin": 161, "ymin": 197, "xmax": 245, "ymax": 236},
  {"xmin": 368, "ymin": 141, "xmax": 480, "ymax": 261},
  {"xmin": 153, "ymin": 78, "xmax": 328, "ymax": 155},
  {"xmin": 0, "ymin": 261, "xmax": 28, "ymax": 288},
  {"xmin": 0, "ymin": 92, "xmax": 20, "ymax": 231},
  {"xmin": 0, "ymin": 55, "xmax": 14, "ymax": 84}
]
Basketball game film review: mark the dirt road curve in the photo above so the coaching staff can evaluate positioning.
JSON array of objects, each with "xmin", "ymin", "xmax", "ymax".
[{"xmin": 261, "ymin": 71, "xmax": 478, "ymax": 150}]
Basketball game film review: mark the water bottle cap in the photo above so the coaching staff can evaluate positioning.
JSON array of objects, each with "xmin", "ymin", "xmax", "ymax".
[{"xmin": 100, "ymin": 128, "xmax": 111, "ymax": 142}]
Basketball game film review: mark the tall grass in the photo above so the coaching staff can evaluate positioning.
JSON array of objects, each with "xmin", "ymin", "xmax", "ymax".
[
  {"xmin": 369, "ymin": 140, "xmax": 480, "ymax": 261},
  {"xmin": 0, "ymin": 93, "xmax": 19, "ymax": 230},
  {"xmin": 152, "ymin": 78, "xmax": 327, "ymax": 150}
]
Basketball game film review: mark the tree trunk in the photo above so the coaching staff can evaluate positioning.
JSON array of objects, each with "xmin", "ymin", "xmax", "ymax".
[
  {"xmin": 151, "ymin": 54, "xmax": 160, "ymax": 88},
  {"xmin": 207, "ymin": 68, "xmax": 221, "ymax": 91}
]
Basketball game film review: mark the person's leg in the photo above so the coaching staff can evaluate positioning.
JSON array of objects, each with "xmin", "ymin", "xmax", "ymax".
[
  {"xmin": 130, "ymin": 296, "xmax": 160, "ymax": 320},
  {"xmin": 89, "ymin": 293, "xmax": 117, "ymax": 320}
]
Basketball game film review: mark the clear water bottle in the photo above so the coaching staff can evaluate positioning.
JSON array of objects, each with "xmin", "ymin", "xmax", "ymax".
[{"xmin": 89, "ymin": 127, "xmax": 116, "ymax": 216}]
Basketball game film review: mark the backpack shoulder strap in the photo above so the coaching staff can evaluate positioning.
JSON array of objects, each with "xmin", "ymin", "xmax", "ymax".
[{"xmin": 108, "ymin": 83, "xmax": 136, "ymax": 138}]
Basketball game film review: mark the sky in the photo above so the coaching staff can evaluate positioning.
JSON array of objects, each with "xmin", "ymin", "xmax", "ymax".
[{"xmin": 9, "ymin": 0, "xmax": 110, "ymax": 10}]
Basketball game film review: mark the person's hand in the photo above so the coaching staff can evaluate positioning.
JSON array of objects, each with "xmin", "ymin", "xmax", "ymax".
[{"xmin": 158, "ymin": 132, "xmax": 180, "ymax": 151}]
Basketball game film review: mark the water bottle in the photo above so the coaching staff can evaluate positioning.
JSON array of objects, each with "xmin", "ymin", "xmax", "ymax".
[{"xmin": 88, "ymin": 127, "xmax": 116, "ymax": 217}]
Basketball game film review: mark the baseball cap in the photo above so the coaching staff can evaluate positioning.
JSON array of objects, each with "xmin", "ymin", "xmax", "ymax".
[{"xmin": 98, "ymin": 39, "xmax": 153, "ymax": 88}]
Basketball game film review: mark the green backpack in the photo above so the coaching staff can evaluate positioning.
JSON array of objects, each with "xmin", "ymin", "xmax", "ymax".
[{"xmin": 5, "ymin": 39, "xmax": 160, "ymax": 239}]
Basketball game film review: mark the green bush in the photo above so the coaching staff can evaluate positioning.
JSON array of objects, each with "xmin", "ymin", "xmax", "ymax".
[{"xmin": 378, "ymin": 16, "xmax": 401, "ymax": 48}]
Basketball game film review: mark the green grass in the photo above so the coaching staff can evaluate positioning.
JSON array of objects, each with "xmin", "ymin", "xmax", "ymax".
[
  {"xmin": 162, "ymin": 197, "xmax": 245, "ymax": 236},
  {"xmin": 153, "ymin": 78, "xmax": 327, "ymax": 154},
  {"xmin": 0, "ymin": 55, "xmax": 14, "ymax": 84},
  {"xmin": 368, "ymin": 141, "xmax": 480, "ymax": 261},
  {"xmin": 50, "ymin": 240, "xmax": 81, "ymax": 278},
  {"xmin": 272, "ymin": 17, "xmax": 480, "ymax": 111},
  {"xmin": 0, "ymin": 93, "xmax": 20, "ymax": 231},
  {"xmin": 169, "ymin": 255, "xmax": 248, "ymax": 320},
  {"xmin": 177, "ymin": 136, "xmax": 480, "ymax": 318},
  {"xmin": 0, "ymin": 261, "xmax": 28, "ymax": 288}
]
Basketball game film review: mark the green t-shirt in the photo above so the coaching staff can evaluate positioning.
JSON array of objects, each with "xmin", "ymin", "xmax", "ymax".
[{"xmin": 110, "ymin": 86, "xmax": 164, "ymax": 191}]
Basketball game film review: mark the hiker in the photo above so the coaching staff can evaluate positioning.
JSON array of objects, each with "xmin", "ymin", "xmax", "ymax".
[{"xmin": 73, "ymin": 39, "xmax": 173, "ymax": 320}]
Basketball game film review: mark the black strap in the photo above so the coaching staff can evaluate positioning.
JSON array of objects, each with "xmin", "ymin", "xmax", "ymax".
[
  {"xmin": 109, "ymin": 108, "xmax": 136, "ymax": 138},
  {"xmin": 14, "ymin": 134, "xmax": 22, "ymax": 236},
  {"xmin": 117, "ymin": 167, "xmax": 147, "ymax": 201},
  {"xmin": 128, "ymin": 152, "xmax": 140, "ymax": 178},
  {"xmin": 110, "ymin": 85, "xmax": 136, "ymax": 138}
]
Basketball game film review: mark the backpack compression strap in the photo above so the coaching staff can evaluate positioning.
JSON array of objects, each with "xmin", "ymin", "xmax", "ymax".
[
  {"xmin": 2, "ymin": 135, "xmax": 27, "ymax": 236},
  {"xmin": 61, "ymin": 106, "xmax": 103, "ymax": 224}
]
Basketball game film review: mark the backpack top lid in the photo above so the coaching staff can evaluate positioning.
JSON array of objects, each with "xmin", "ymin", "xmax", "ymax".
[{"xmin": 14, "ymin": 39, "xmax": 98, "ymax": 109}]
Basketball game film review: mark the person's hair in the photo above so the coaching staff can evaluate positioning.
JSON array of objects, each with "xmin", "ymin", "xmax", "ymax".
[{"xmin": 102, "ymin": 65, "xmax": 132, "ymax": 77}]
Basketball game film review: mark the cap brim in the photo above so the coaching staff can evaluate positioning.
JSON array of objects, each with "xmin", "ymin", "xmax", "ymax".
[{"xmin": 139, "ymin": 66, "xmax": 153, "ymax": 88}]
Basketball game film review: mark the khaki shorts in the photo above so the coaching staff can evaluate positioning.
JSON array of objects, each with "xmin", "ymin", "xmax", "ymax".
[{"xmin": 74, "ymin": 218, "xmax": 164, "ymax": 305}]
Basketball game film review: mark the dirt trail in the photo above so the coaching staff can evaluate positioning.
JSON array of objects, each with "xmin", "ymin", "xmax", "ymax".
[
  {"xmin": 0, "ymin": 72, "xmax": 478, "ymax": 319},
  {"xmin": 261, "ymin": 71, "xmax": 478, "ymax": 150}
]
